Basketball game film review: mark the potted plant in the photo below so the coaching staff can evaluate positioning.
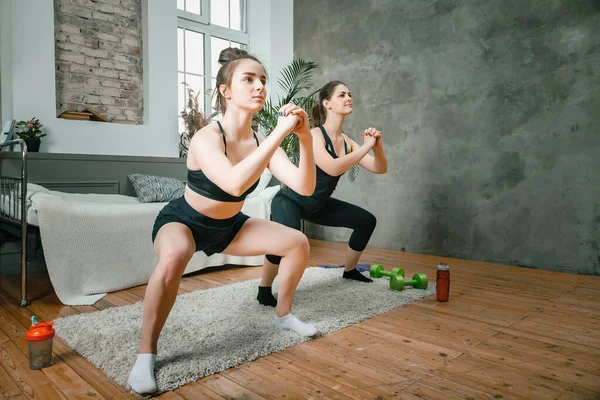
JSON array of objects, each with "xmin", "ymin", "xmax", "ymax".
[
  {"xmin": 15, "ymin": 117, "xmax": 46, "ymax": 152},
  {"xmin": 253, "ymin": 59, "xmax": 358, "ymax": 181},
  {"xmin": 179, "ymin": 84, "xmax": 210, "ymax": 158}
]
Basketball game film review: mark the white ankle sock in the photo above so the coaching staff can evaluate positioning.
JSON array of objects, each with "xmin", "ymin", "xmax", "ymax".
[
  {"xmin": 274, "ymin": 313, "xmax": 318, "ymax": 337},
  {"xmin": 127, "ymin": 353, "xmax": 157, "ymax": 394}
]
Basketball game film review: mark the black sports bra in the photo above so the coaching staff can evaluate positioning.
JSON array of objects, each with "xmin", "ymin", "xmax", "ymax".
[
  {"xmin": 187, "ymin": 121, "xmax": 260, "ymax": 202},
  {"xmin": 282, "ymin": 125, "xmax": 349, "ymax": 205}
]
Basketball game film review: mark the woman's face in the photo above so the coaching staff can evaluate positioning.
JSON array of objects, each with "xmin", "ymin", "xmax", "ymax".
[
  {"xmin": 222, "ymin": 59, "xmax": 267, "ymax": 113},
  {"xmin": 325, "ymin": 84, "xmax": 353, "ymax": 116}
]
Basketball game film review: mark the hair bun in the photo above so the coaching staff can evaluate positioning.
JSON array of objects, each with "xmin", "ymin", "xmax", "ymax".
[{"xmin": 218, "ymin": 47, "xmax": 249, "ymax": 66}]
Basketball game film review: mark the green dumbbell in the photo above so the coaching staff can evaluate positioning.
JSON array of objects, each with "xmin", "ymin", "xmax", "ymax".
[
  {"xmin": 370, "ymin": 264, "xmax": 405, "ymax": 279},
  {"xmin": 389, "ymin": 273, "xmax": 429, "ymax": 291}
]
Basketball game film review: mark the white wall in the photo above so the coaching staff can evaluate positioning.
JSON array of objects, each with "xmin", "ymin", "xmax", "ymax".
[
  {"xmin": 1, "ymin": 0, "xmax": 294, "ymax": 156},
  {"xmin": 247, "ymin": 0, "xmax": 294, "ymax": 103},
  {"xmin": 0, "ymin": 0, "xmax": 12, "ymax": 124},
  {"xmin": 269, "ymin": 0, "xmax": 294, "ymax": 102}
]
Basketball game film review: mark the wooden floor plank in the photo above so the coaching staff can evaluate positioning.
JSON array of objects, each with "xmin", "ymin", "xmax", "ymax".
[
  {"xmin": 440, "ymin": 360, "xmax": 580, "ymax": 400},
  {"xmin": 501, "ymin": 358, "xmax": 600, "ymax": 398},
  {"xmin": 52, "ymin": 339, "xmax": 138, "ymax": 400},
  {"xmin": 175, "ymin": 382, "xmax": 227, "ymax": 399},
  {"xmin": 110, "ymin": 290, "xmax": 144, "ymax": 305},
  {"xmin": 178, "ymin": 374, "xmax": 267, "ymax": 400},
  {"xmin": 224, "ymin": 355, "xmax": 356, "ymax": 399},
  {"xmin": 276, "ymin": 344, "xmax": 401, "ymax": 398},
  {"xmin": 154, "ymin": 390, "xmax": 188, "ymax": 399},
  {"xmin": 222, "ymin": 364, "xmax": 314, "ymax": 400},
  {"xmin": 487, "ymin": 332, "xmax": 600, "ymax": 372},
  {"xmin": 101, "ymin": 293, "xmax": 134, "ymax": 307},
  {"xmin": 1, "ymin": 240, "xmax": 599, "ymax": 399},
  {"xmin": 0, "ymin": 340, "xmax": 67, "ymax": 400},
  {"xmin": 404, "ymin": 375, "xmax": 497, "ymax": 399},
  {"xmin": 254, "ymin": 353, "xmax": 357, "ymax": 399},
  {"xmin": 0, "ymin": 301, "xmax": 129, "ymax": 400},
  {"xmin": 0, "ymin": 283, "xmax": 136, "ymax": 400},
  {"xmin": 504, "ymin": 319, "xmax": 600, "ymax": 350},
  {"xmin": 0, "ymin": 362, "xmax": 24, "ymax": 399}
]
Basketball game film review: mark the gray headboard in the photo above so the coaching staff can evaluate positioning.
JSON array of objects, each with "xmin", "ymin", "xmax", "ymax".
[{"xmin": 0, "ymin": 152, "xmax": 187, "ymax": 196}]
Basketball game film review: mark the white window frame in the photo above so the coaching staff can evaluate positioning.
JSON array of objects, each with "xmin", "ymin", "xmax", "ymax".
[
  {"xmin": 178, "ymin": 0, "xmax": 210, "ymax": 24},
  {"xmin": 177, "ymin": 0, "xmax": 248, "ymax": 114}
]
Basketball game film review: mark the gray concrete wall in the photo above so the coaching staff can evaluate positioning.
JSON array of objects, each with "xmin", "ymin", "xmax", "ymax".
[{"xmin": 294, "ymin": 0, "xmax": 600, "ymax": 274}]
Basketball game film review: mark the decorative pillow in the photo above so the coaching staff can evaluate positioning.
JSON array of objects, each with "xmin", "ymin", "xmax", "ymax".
[{"xmin": 128, "ymin": 174, "xmax": 185, "ymax": 203}]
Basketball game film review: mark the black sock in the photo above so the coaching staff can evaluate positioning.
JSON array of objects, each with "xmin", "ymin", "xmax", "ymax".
[
  {"xmin": 343, "ymin": 268, "xmax": 373, "ymax": 283},
  {"xmin": 257, "ymin": 286, "xmax": 277, "ymax": 307}
]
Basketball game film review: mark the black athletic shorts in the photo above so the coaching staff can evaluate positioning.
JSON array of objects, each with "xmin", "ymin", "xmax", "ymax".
[{"xmin": 152, "ymin": 197, "xmax": 250, "ymax": 256}]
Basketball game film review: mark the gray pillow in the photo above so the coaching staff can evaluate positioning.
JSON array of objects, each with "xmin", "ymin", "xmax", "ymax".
[{"xmin": 128, "ymin": 174, "xmax": 185, "ymax": 203}]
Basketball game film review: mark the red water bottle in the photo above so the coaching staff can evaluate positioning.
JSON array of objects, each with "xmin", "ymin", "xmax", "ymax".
[{"xmin": 436, "ymin": 264, "xmax": 450, "ymax": 302}]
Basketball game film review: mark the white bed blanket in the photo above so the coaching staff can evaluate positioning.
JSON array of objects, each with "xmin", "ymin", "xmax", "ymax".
[
  {"xmin": 1, "ymin": 183, "xmax": 141, "ymax": 226},
  {"xmin": 32, "ymin": 185, "xmax": 280, "ymax": 305}
]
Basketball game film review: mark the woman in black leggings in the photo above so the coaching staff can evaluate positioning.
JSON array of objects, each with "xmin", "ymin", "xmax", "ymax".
[{"xmin": 258, "ymin": 80, "xmax": 388, "ymax": 307}]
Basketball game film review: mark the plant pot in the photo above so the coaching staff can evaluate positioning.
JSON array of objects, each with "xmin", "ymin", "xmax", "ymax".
[{"xmin": 25, "ymin": 139, "xmax": 41, "ymax": 152}]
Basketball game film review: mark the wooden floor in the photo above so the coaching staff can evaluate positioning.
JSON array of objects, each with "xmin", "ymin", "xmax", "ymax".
[{"xmin": 0, "ymin": 239, "xmax": 599, "ymax": 400}]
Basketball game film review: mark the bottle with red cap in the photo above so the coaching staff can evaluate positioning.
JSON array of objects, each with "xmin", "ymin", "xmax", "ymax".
[
  {"xmin": 26, "ymin": 316, "xmax": 55, "ymax": 370},
  {"xmin": 436, "ymin": 263, "xmax": 450, "ymax": 302}
]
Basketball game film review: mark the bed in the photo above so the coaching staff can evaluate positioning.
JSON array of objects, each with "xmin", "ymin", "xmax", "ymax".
[
  {"xmin": 0, "ymin": 139, "xmax": 279, "ymax": 306},
  {"xmin": 0, "ymin": 139, "xmax": 31, "ymax": 306}
]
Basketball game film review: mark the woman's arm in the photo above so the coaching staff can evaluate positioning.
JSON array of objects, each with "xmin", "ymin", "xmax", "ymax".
[
  {"xmin": 313, "ymin": 128, "xmax": 376, "ymax": 177},
  {"xmin": 268, "ymin": 110, "xmax": 316, "ymax": 196},
  {"xmin": 349, "ymin": 128, "xmax": 388, "ymax": 174},
  {"xmin": 188, "ymin": 105, "xmax": 300, "ymax": 197}
]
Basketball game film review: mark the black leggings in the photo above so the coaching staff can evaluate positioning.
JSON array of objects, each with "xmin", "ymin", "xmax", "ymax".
[{"xmin": 265, "ymin": 191, "xmax": 377, "ymax": 265}]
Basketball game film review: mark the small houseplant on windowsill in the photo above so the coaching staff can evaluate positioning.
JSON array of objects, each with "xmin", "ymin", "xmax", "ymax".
[{"xmin": 15, "ymin": 117, "xmax": 46, "ymax": 152}]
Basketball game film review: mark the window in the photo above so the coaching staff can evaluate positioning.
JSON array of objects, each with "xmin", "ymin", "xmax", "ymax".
[{"xmin": 177, "ymin": 0, "xmax": 247, "ymax": 133}]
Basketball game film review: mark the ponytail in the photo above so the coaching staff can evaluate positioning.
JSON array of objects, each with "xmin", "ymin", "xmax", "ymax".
[
  {"xmin": 311, "ymin": 80, "xmax": 346, "ymax": 128},
  {"xmin": 311, "ymin": 103, "xmax": 326, "ymax": 128}
]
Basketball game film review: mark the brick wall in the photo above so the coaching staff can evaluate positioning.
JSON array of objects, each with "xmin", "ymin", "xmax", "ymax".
[{"xmin": 54, "ymin": 0, "xmax": 143, "ymax": 124}]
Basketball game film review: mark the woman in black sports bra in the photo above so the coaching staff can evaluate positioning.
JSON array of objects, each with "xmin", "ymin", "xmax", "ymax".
[
  {"xmin": 258, "ymin": 81, "xmax": 388, "ymax": 307},
  {"xmin": 127, "ymin": 48, "xmax": 317, "ymax": 395}
]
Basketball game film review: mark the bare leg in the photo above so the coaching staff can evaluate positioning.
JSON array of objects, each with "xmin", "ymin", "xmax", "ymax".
[
  {"xmin": 260, "ymin": 257, "xmax": 280, "ymax": 286},
  {"xmin": 272, "ymin": 239, "xmax": 309, "ymax": 317},
  {"xmin": 128, "ymin": 223, "xmax": 195, "ymax": 394},
  {"xmin": 223, "ymin": 218, "xmax": 317, "ymax": 336},
  {"xmin": 139, "ymin": 224, "xmax": 195, "ymax": 354}
]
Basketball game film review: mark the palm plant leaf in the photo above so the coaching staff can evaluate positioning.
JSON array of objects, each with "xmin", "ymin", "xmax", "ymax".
[
  {"xmin": 253, "ymin": 59, "xmax": 319, "ymax": 153},
  {"xmin": 277, "ymin": 59, "xmax": 318, "ymax": 105},
  {"xmin": 347, "ymin": 165, "xmax": 360, "ymax": 182}
]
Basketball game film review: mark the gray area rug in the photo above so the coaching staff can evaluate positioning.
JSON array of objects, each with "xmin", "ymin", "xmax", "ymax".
[{"xmin": 54, "ymin": 267, "xmax": 435, "ymax": 395}]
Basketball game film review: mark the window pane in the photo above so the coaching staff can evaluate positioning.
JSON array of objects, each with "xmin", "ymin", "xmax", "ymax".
[
  {"xmin": 179, "ymin": 73, "xmax": 186, "ymax": 134},
  {"xmin": 211, "ymin": 36, "xmax": 230, "ymax": 78},
  {"xmin": 186, "ymin": 0, "xmax": 201, "ymax": 15},
  {"xmin": 185, "ymin": 30, "xmax": 204, "ymax": 75},
  {"xmin": 185, "ymin": 74, "xmax": 205, "ymax": 114},
  {"xmin": 179, "ymin": 117, "xmax": 186, "ymax": 136},
  {"xmin": 177, "ymin": 0, "xmax": 184, "ymax": 11},
  {"xmin": 230, "ymin": 0, "xmax": 243, "ymax": 31},
  {"xmin": 211, "ymin": 0, "xmax": 229, "ymax": 28},
  {"xmin": 177, "ymin": 28, "xmax": 184, "ymax": 72}
]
